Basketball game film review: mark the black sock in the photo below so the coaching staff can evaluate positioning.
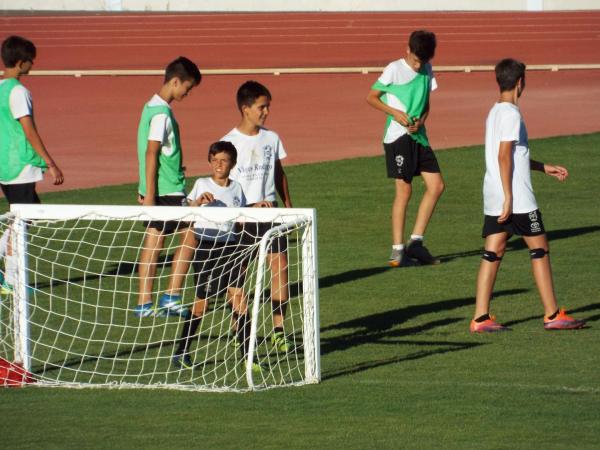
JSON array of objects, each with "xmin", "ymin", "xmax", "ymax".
[
  {"xmin": 175, "ymin": 314, "xmax": 202, "ymax": 355},
  {"xmin": 274, "ymin": 326, "xmax": 284, "ymax": 335},
  {"xmin": 235, "ymin": 313, "xmax": 252, "ymax": 360},
  {"xmin": 547, "ymin": 309, "xmax": 560, "ymax": 320},
  {"xmin": 475, "ymin": 314, "xmax": 491, "ymax": 323}
]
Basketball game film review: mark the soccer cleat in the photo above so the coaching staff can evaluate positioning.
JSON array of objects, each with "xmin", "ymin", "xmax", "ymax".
[
  {"xmin": 0, "ymin": 280, "xmax": 13, "ymax": 296},
  {"xmin": 544, "ymin": 309, "xmax": 586, "ymax": 330},
  {"xmin": 228, "ymin": 331, "xmax": 242, "ymax": 351},
  {"xmin": 172, "ymin": 353, "xmax": 194, "ymax": 369},
  {"xmin": 388, "ymin": 248, "xmax": 404, "ymax": 267},
  {"xmin": 158, "ymin": 293, "xmax": 189, "ymax": 317},
  {"xmin": 251, "ymin": 361, "xmax": 266, "ymax": 376},
  {"xmin": 405, "ymin": 239, "xmax": 441, "ymax": 265},
  {"xmin": 470, "ymin": 316, "xmax": 509, "ymax": 333},
  {"xmin": 133, "ymin": 302, "xmax": 155, "ymax": 318},
  {"xmin": 270, "ymin": 331, "xmax": 293, "ymax": 353}
]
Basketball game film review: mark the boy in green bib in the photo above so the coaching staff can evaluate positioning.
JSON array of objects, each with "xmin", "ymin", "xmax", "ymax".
[
  {"xmin": 0, "ymin": 36, "xmax": 64, "ymax": 292},
  {"xmin": 134, "ymin": 57, "xmax": 201, "ymax": 318},
  {"xmin": 366, "ymin": 30, "xmax": 444, "ymax": 267}
]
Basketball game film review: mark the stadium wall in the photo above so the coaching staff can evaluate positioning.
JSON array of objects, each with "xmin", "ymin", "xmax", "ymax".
[{"xmin": 2, "ymin": 0, "xmax": 599, "ymax": 12}]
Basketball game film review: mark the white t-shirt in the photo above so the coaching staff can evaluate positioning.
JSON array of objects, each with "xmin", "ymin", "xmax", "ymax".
[
  {"xmin": 483, "ymin": 102, "xmax": 537, "ymax": 215},
  {"xmin": 0, "ymin": 79, "xmax": 43, "ymax": 185},
  {"xmin": 146, "ymin": 94, "xmax": 183, "ymax": 196},
  {"xmin": 188, "ymin": 177, "xmax": 246, "ymax": 242},
  {"xmin": 377, "ymin": 58, "xmax": 438, "ymax": 144},
  {"xmin": 221, "ymin": 127, "xmax": 287, "ymax": 204}
]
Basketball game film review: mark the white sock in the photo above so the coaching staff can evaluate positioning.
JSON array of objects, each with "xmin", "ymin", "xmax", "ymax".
[
  {"xmin": 0, "ymin": 231, "xmax": 8, "ymax": 259},
  {"xmin": 410, "ymin": 234, "xmax": 424, "ymax": 241},
  {"xmin": 392, "ymin": 244, "xmax": 404, "ymax": 251}
]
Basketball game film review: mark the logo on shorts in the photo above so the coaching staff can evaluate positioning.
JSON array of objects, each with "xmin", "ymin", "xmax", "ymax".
[
  {"xmin": 531, "ymin": 222, "xmax": 541, "ymax": 233},
  {"xmin": 395, "ymin": 155, "xmax": 404, "ymax": 168},
  {"xmin": 528, "ymin": 211, "xmax": 538, "ymax": 221}
]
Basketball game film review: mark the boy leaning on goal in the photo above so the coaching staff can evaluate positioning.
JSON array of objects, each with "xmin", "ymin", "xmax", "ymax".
[
  {"xmin": 134, "ymin": 56, "xmax": 201, "ymax": 318},
  {"xmin": 471, "ymin": 58, "xmax": 585, "ymax": 333},
  {"xmin": 171, "ymin": 141, "xmax": 267, "ymax": 374},
  {"xmin": 0, "ymin": 35, "xmax": 64, "ymax": 293},
  {"xmin": 366, "ymin": 30, "xmax": 444, "ymax": 267}
]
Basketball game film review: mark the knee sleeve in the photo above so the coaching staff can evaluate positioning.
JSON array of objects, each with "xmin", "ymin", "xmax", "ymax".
[
  {"xmin": 529, "ymin": 248, "xmax": 548, "ymax": 259},
  {"xmin": 482, "ymin": 250, "xmax": 502, "ymax": 262}
]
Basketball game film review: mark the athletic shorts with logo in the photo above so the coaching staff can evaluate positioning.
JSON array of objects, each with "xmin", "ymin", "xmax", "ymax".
[
  {"xmin": 482, "ymin": 209, "xmax": 545, "ymax": 238},
  {"xmin": 192, "ymin": 240, "xmax": 246, "ymax": 299},
  {"xmin": 384, "ymin": 134, "xmax": 441, "ymax": 182},
  {"xmin": 141, "ymin": 195, "xmax": 189, "ymax": 234}
]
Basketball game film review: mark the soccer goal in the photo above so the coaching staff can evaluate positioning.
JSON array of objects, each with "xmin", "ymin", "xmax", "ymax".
[{"xmin": 0, "ymin": 204, "xmax": 319, "ymax": 392}]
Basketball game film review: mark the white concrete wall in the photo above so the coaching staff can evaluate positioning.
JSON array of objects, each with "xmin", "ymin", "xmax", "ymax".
[{"xmin": 2, "ymin": 0, "xmax": 599, "ymax": 12}]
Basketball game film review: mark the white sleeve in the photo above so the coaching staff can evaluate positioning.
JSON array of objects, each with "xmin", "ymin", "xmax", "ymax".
[
  {"xmin": 500, "ymin": 110, "xmax": 520, "ymax": 142},
  {"xmin": 9, "ymin": 85, "xmax": 33, "ymax": 119},
  {"xmin": 377, "ymin": 62, "xmax": 396, "ymax": 86},
  {"xmin": 239, "ymin": 186, "xmax": 247, "ymax": 207},
  {"xmin": 276, "ymin": 137, "xmax": 287, "ymax": 160},
  {"xmin": 147, "ymin": 113, "xmax": 168, "ymax": 143},
  {"xmin": 427, "ymin": 64, "xmax": 438, "ymax": 92},
  {"xmin": 187, "ymin": 179, "xmax": 203, "ymax": 202}
]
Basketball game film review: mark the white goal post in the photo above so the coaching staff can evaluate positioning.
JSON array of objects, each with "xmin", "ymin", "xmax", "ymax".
[{"xmin": 0, "ymin": 204, "xmax": 320, "ymax": 392}]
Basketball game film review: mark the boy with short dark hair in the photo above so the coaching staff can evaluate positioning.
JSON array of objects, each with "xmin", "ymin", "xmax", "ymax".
[
  {"xmin": 366, "ymin": 30, "xmax": 444, "ymax": 267},
  {"xmin": 134, "ymin": 56, "xmax": 201, "ymax": 318},
  {"xmin": 471, "ymin": 58, "xmax": 585, "ymax": 333},
  {"xmin": 0, "ymin": 35, "xmax": 64, "ymax": 292},
  {"xmin": 222, "ymin": 80, "xmax": 294, "ymax": 353},
  {"xmin": 172, "ymin": 141, "xmax": 266, "ymax": 373}
]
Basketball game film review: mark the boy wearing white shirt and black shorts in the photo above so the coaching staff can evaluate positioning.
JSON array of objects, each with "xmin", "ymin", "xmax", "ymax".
[
  {"xmin": 471, "ymin": 58, "xmax": 585, "ymax": 333},
  {"xmin": 221, "ymin": 80, "xmax": 294, "ymax": 353},
  {"xmin": 0, "ymin": 36, "xmax": 64, "ymax": 292}
]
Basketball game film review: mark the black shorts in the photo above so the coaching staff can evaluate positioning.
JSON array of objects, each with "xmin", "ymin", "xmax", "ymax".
[
  {"xmin": 482, "ymin": 209, "xmax": 546, "ymax": 238},
  {"xmin": 384, "ymin": 134, "xmax": 441, "ymax": 182},
  {"xmin": 192, "ymin": 241, "xmax": 245, "ymax": 299},
  {"xmin": 141, "ymin": 195, "xmax": 189, "ymax": 234},
  {"xmin": 1, "ymin": 183, "xmax": 41, "ymax": 206},
  {"xmin": 239, "ymin": 221, "xmax": 288, "ymax": 254}
]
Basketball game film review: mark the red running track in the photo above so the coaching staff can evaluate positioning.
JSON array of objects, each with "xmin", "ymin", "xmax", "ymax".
[{"xmin": 1, "ymin": 12, "xmax": 599, "ymax": 193}]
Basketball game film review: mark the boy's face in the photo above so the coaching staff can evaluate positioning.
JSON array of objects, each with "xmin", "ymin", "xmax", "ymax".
[
  {"xmin": 242, "ymin": 95, "xmax": 270, "ymax": 128},
  {"xmin": 209, "ymin": 152, "xmax": 234, "ymax": 179},
  {"xmin": 405, "ymin": 48, "xmax": 426, "ymax": 72},
  {"xmin": 172, "ymin": 78, "xmax": 196, "ymax": 101}
]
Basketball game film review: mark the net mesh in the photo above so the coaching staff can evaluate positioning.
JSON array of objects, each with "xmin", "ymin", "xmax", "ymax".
[{"xmin": 0, "ymin": 207, "xmax": 318, "ymax": 392}]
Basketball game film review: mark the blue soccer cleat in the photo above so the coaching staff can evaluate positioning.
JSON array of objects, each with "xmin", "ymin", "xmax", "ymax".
[
  {"xmin": 172, "ymin": 353, "xmax": 194, "ymax": 369},
  {"xmin": 133, "ymin": 302, "xmax": 155, "ymax": 318},
  {"xmin": 158, "ymin": 293, "xmax": 189, "ymax": 317}
]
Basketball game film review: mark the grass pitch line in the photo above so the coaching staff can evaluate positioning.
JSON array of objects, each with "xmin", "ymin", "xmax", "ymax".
[{"xmin": 2, "ymin": 64, "xmax": 599, "ymax": 77}]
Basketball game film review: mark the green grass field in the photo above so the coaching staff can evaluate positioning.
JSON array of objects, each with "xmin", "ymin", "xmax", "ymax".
[{"xmin": 1, "ymin": 133, "xmax": 599, "ymax": 449}]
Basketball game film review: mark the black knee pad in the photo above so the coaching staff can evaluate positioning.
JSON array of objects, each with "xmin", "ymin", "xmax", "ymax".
[
  {"xmin": 482, "ymin": 250, "xmax": 502, "ymax": 262},
  {"xmin": 529, "ymin": 248, "xmax": 548, "ymax": 259}
]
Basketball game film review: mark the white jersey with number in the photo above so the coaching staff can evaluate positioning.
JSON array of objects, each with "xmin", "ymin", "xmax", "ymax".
[
  {"xmin": 483, "ymin": 102, "xmax": 537, "ymax": 216},
  {"xmin": 0, "ymin": 79, "xmax": 43, "ymax": 185},
  {"xmin": 221, "ymin": 127, "xmax": 287, "ymax": 204},
  {"xmin": 187, "ymin": 177, "xmax": 246, "ymax": 242}
]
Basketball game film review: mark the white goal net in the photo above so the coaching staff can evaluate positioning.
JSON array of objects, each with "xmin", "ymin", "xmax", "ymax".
[{"xmin": 0, "ymin": 204, "xmax": 319, "ymax": 392}]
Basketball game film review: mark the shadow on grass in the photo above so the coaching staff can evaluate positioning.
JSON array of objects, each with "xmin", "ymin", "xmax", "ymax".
[
  {"xmin": 438, "ymin": 225, "xmax": 600, "ymax": 263},
  {"xmin": 319, "ymin": 290, "xmax": 526, "ymax": 380}
]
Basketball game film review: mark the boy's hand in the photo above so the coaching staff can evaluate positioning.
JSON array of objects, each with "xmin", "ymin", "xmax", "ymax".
[
  {"xmin": 392, "ymin": 110, "xmax": 413, "ymax": 127},
  {"xmin": 196, "ymin": 192, "xmax": 214, "ymax": 205},
  {"xmin": 253, "ymin": 201, "xmax": 273, "ymax": 208},
  {"xmin": 48, "ymin": 165, "xmax": 64, "ymax": 185},
  {"xmin": 407, "ymin": 117, "xmax": 421, "ymax": 134},
  {"xmin": 544, "ymin": 164, "xmax": 568, "ymax": 182},
  {"xmin": 498, "ymin": 196, "xmax": 512, "ymax": 223}
]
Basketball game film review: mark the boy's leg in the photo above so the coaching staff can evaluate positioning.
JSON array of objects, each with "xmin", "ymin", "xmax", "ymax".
[
  {"xmin": 522, "ymin": 234, "xmax": 557, "ymax": 316},
  {"xmin": 474, "ymin": 232, "xmax": 508, "ymax": 319},
  {"xmin": 392, "ymin": 179, "xmax": 412, "ymax": 246},
  {"xmin": 268, "ymin": 251, "xmax": 288, "ymax": 329},
  {"xmin": 228, "ymin": 287, "xmax": 251, "ymax": 359},
  {"xmin": 137, "ymin": 228, "xmax": 165, "ymax": 307},
  {"xmin": 164, "ymin": 227, "xmax": 198, "ymax": 296},
  {"xmin": 411, "ymin": 171, "xmax": 445, "ymax": 237},
  {"xmin": 173, "ymin": 297, "xmax": 208, "ymax": 368}
]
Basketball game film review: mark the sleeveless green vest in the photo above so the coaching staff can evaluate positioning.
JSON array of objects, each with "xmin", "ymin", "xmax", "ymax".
[
  {"xmin": 372, "ymin": 68, "xmax": 431, "ymax": 147},
  {"xmin": 0, "ymin": 78, "xmax": 47, "ymax": 182},
  {"xmin": 137, "ymin": 103, "xmax": 185, "ymax": 196}
]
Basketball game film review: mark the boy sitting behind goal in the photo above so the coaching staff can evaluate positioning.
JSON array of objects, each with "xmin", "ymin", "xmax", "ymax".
[
  {"xmin": 172, "ymin": 141, "xmax": 267, "ymax": 371},
  {"xmin": 134, "ymin": 56, "xmax": 201, "ymax": 318}
]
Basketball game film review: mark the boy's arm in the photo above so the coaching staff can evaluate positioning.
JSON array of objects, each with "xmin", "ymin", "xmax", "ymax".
[
  {"xmin": 366, "ymin": 89, "xmax": 412, "ymax": 126},
  {"xmin": 143, "ymin": 140, "xmax": 161, "ymax": 206},
  {"xmin": 274, "ymin": 160, "xmax": 292, "ymax": 208},
  {"xmin": 530, "ymin": 159, "xmax": 568, "ymax": 181},
  {"xmin": 19, "ymin": 116, "xmax": 64, "ymax": 185},
  {"xmin": 497, "ymin": 141, "xmax": 514, "ymax": 223}
]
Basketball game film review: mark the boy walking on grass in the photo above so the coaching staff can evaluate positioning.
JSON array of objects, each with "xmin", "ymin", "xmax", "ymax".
[
  {"xmin": 134, "ymin": 56, "xmax": 201, "ymax": 318},
  {"xmin": 0, "ymin": 35, "xmax": 64, "ymax": 292},
  {"xmin": 471, "ymin": 58, "xmax": 585, "ymax": 333},
  {"xmin": 367, "ymin": 30, "xmax": 444, "ymax": 267}
]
